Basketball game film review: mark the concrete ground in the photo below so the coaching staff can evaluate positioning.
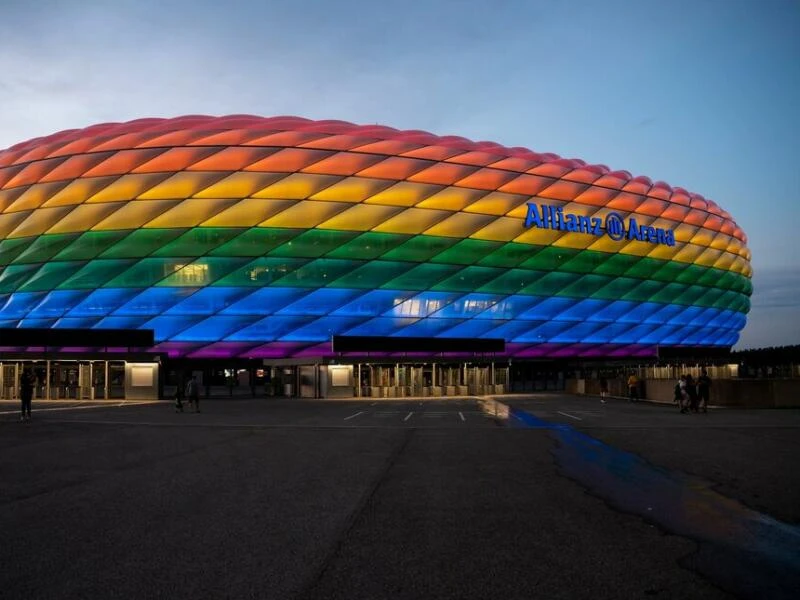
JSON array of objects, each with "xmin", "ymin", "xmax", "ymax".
[{"xmin": 1, "ymin": 395, "xmax": 798, "ymax": 599}]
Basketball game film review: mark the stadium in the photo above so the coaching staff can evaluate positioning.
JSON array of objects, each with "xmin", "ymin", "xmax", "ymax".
[{"xmin": 0, "ymin": 115, "xmax": 751, "ymax": 399}]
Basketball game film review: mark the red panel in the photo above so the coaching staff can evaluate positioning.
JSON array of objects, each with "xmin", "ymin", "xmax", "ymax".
[
  {"xmin": 39, "ymin": 152, "xmax": 115, "ymax": 182},
  {"xmin": 444, "ymin": 151, "xmax": 501, "ymax": 167},
  {"xmin": 487, "ymin": 157, "xmax": 540, "ymax": 173},
  {"xmin": 3, "ymin": 157, "xmax": 68, "ymax": 188},
  {"xmin": 90, "ymin": 132, "xmax": 156, "ymax": 152},
  {"xmin": 137, "ymin": 129, "xmax": 213, "ymax": 148},
  {"xmin": 401, "ymin": 145, "xmax": 462, "ymax": 161},
  {"xmin": 83, "ymin": 148, "xmax": 166, "ymax": 177},
  {"xmin": 353, "ymin": 140, "xmax": 422, "ymax": 155},
  {"xmin": 670, "ymin": 191, "xmax": 691, "ymax": 206},
  {"xmin": 407, "ymin": 162, "xmax": 479, "ymax": 185},
  {"xmin": 300, "ymin": 135, "xmax": 376, "ymax": 151},
  {"xmin": 529, "ymin": 163, "xmax": 572, "ymax": 178},
  {"xmin": 189, "ymin": 129, "xmax": 266, "ymax": 146},
  {"xmin": 301, "ymin": 152, "xmax": 384, "ymax": 175},
  {"xmin": 186, "ymin": 147, "xmax": 278, "ymax": 171},
  {"xmin": 561, "ymin": 168, "xmax": 602, "ymax": 184},
  {"xmin": 244, "ymin": 131, "xmax": 325, "ymax": 147},
  {"xmin": 132, "ymin": 146, "xmax": 221, "ymax": 173},
  {"xmin": 243, "ymin": 148, "xmax": 333, "ymax": 172},
  {"xmin": 355, "ymin": 156, "xmax": 433, "ymax": 180},
  {"xmin": 0, "ymin": 164, "xmax": 25, "ymax": 188},
  {"xmin": 593, "ymin": 174, "xmax": 629, "ymax": 190}
]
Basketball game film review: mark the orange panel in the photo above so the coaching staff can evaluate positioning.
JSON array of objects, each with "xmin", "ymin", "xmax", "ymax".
[
  {"xmin": 561, "ymin": 169, "xmax": 602, "ymax": 184},
  {"xmin": 14, "ymin": 142, "xmax": 62, "ymax": 164},
  {"xmin": 455, "ymin": 168, "xmax": 516, "ymax": 191},
  {"xmin": 301, "ymin": 152, "xmax": 383, "ymax": 176},
  {"xmin": 5, "ymin": 181, "xmax": 69, "ymax": 212},
  {"xmin": 646, "ymin": 186, "xmax": 672, "ymax": 201},
  {"xmin": 408, "ymin": 163, "xmax": 479, "ymax": 185},
  {"xmin": 38, "ymin": 152, "xmax": 114, "ymax": 183},
  {"xmin": 671, "ymin": 192, "xmax": 691, "ymax": 206},
  {"xmin": 487, "ymin": 157, "xmax": 539, "ymax": 172},
  {"xmin": 83, "ymin": 149, "xmax": 166, "ymax": 177},
  {"xmin": 720, "ymin": 221, "xmax": 736, "ymax": 236},
  {"xmin": 300, "ymin": 135, "xmax": 373, "ymax": 151},
  {"xmin": 660, "ymin": 204, "xmax": 691, "ymax": 221},
  {"xmin": 186, "ymin": 147, "xmax": 277, "ymax": 171},
  {"xmin": 592, "ymin": 174, "xmax": 628, "ymax": 190},
  {"xmin": 137, "ymin": 129, "xmax": 210, "ymax": 148},
  {"xmin": 356, "ymin": 156, "xmax": 432, "ymax": 180},
  {"xmin": 529, "ymin": 163, "xmax": 571, "ymax": 178},
  {"xmin": 132, "ymin": 147, "xmax": 221, "ymax": 173},
  {"xmin": 606, "ymin": 192, "xmax": 644, "ymax": 212},
  {"xmin": 537, "ymin": 180, "xmax": 589, "ymax": 202},
  {"xmin": 634, "ymin": 197, "xmax": 668, "ymax": 217},
  {"xmin": 498, "ymin": 174, "xmax": 554, "ymax": 196},
  {"xmin": 401, "ymin": 145, "xmax": 461, "ymax": 161},
  {"xmin": 0, "ymin": 165, "xmax": 25, "ymax": 189},
  {"xmin": 89, "ymin": 132, "xmax": 154, "ymax": 152},
  {"xmin": 684, "ymin": 209, "xmax": 708, "ymax": 227},
  {"xmin": 188, "ymin": 129, "xmax": 263, "ymax": 146},
  {"xmin": 573, "ymin": 186, "xmax": 618, "ymax": 207},
  {"xmin": 702, "ymin": 215, "xmax": 724, "ymax": 233},
  {"xmin": 622, "ymin": 181, "xmax": 650, "ymax": 195},
  {"xmin": 4, "ymin": 157, "xmax": 68, "ymax": 188},
  {"xmin": 245, "ymin": 131, "xmax": 325, "ymax": 147},
  {"xmin": 352, "ymin": 140, "xmax": 421, "ymax": 155},
  {"xmin": 0, "ymin": 150, "xmax": 25, "ymax": 169},
  {"xmin": 43, "ymin": 176, "xmax": 118, "ymax": 207},
  {"xmin": 0, "ymin": 187, "xmax": 28, "ymax": 212},
  {"xmin": 444, "ymin": 151, "xmax": 499, "ymax": 167},
  {"xmin": 244, "ymin": 148, "xmax": 333, "ymax": 173}
]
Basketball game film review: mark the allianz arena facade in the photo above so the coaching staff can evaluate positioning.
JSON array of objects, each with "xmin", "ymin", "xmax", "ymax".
[{"xmin": 0, "ymin": 115, "xmax": 751, "ymax": 398}]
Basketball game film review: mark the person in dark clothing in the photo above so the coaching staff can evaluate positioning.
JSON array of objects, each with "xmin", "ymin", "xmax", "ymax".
[
  {"xmin": 599, "ymin": 377, "xmax": 609, "ymax": 403},
  {"xmin": 697, "ymin": 369, "xmax": 712, "ymax": 413},
  {"xmin": 174, "ymin": 380, "xmax": 185, "ymax": 413},
  {"xmin": 20, "ymin": 368, "xmax": 34, "ymax": 422},
  {"xmin": 685, "ymin": 373, "xmax": 699, "ymax": 413},
  {"xmin": 186, "ymin": 375, "xmax": 200, "ymax": 413}
]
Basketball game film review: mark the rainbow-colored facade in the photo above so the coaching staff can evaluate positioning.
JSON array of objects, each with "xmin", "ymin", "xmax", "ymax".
[{"xmin": 0, "ymin": 115, "xmax": 751, "ymax": 359}]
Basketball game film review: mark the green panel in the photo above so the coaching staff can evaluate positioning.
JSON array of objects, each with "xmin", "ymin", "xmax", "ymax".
[
  {"xmin": 213, "ymin": 257, "xmax": 308, "ymax": 287},
  {"xmin": 695, "ymin": 287, "xmax": 726, "ymax": 307},
  {"xmin": 0, "ymin": 237, "xmax": 32, "ymax": 266},
  {"xmin": 17, "ymin": 261, "xmax": 85, "ymax": 292},
  {"xmin": 381, "ymin": 263, "xmax": 462, "ymax": 291},
  {"xmin": 158, "ymin": 257, "xmax": 251, "ymax": 287},
  {"xmin": 620, "ymin": 280, "xmax": 665, "ymax": 303},
  {"xmin": 674, "ymin": 264, "xmax": 708, "ymax": 286},
  {"xmin": 626, "ymin": 257, "xmax": 667, "ymax": 280},
  {"xmin": 104, "ymin": 258, "xmax": 187, "ymax": 288},
  {"xmin": 53, "ymin": 230, "xmax": 131, "ymax": 261},
  {"xmin": 590, "ymin": 276, "xmax": 640, "ymax": 301},
  {"xmin": 269, "ymin": 229, "xmax": 360, "ymax": 258},
  {"xmin": 13, "ymin": 233, "xmax": 80, "ymax": 264},
  {"xmin": 648, "ymin": 260, "xmax": 690, "ymax": 284},
  {"xmin": 739, "ymin": 277, "xmax": 753, "ymax": 295},
  {"xmin": 152, "ymin": 228, "xmax": 246, "ymax": 258},
  {"xmin": 328, "ymin": 261, "xmax": 411, "ymax": 289},
  {"xmin": 559, "ymin": 250, "xmax": 608, "ymax": 274},
  {"xmin": 477, "ymin": 242, "xmax": 538, "ymax": 269},
  {"xmin": 273, "ymin": 258, "xmax": 361, "ymax": 288},
  {"xmin": 431, "ymin": 266, "xmax": 505, "ymax": 292},
  {"xmin": 697, "ymin": 268, "xmax": 729, "ymax": 289},
  {"xmin": 649, "ymin": 283, "xmax": 688, "ymax": 304},
  {"xmin": 100, "ymin": 229, "xmax": 187, "ymax": 259},
  {"xmin": 382, "ymin": 235, "xmax": 460, "ymax": 263},
  {"xmin": 209, "ymin": 227, "xmax": 302, "ymax": 257},
  {"xmin": 430, "ymin": 239, "xmax": 504, "ymax": 266},
  {"xmin": 521, "ymin": 271, "xmax": 579, "ymax": 296},
  {"xmin": 0, "ymin": 264, "xmax": 41, "ymax": 292},
  {"xmin": 592, "ymin": 253, "xmax": 642, "ymax": 277},
  {"xmin": 58, "ymin": 259, "xmax": 137, "ymax": 289},
  {"xmin": 477, "ymin": 268, "xmax": 542, "ymax": 295},
  {"xmin": 326, "ymin": 231, "xmax": 411, "ymax": 260},
  {"xmin": 559, "ymin": 274, "xmax": 612, "ymax": 297},
  {"xmin": 673, "ymin": 285, "xmax": 709, "ymax": 306},
  {"xmin": 519, "ymin": 246, "xmax": 582, "ymax": 272}
]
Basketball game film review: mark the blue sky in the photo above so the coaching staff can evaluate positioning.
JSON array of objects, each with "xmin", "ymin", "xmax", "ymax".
[{"xmin": 0, "ymin": 0, "xmax": 797, "ymax": 348}]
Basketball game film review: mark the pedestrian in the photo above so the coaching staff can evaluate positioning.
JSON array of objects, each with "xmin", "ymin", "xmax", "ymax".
[
  {"xmin": 20, "ymin": 368, "xmax": 34, "ymax": 422},
  {"xmin": 686, "ymin": 374, "xmax": 699, "ymax": 413},
  {"xmin": 627, "ymin": 372, "xmax": 639, "ymax": 402},
  {"xmin": 697, "ymin": 369, "xmax": 712, "ymax": 413},
  {"xmin": 174, "ymin": 379, "xmax": 185, "ymax": 413},
  {"xmin": 677, "ymin": 375, "xmax": 689, "ymax": 413},
  {"xmin": 185, "ymin": 375, "xmax": 200, "ymax": 413},
  {"xmin": 673, "ymin": 376, "xmax": 683, "ymax": 408},
  {"xmin": 599, "ymin": 376, "xmax": 609, "ymax": 403}
]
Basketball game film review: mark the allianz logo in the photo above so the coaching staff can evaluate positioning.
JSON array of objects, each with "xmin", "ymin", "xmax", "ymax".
[{"xmin": 523, "ymin": 202, "xmax": 676, "ymax": 247}]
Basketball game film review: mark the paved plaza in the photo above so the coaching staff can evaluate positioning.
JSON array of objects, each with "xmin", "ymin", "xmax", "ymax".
[{"xmin": 1, "ymin": 394, "xmax": 799, "ymax": 599}]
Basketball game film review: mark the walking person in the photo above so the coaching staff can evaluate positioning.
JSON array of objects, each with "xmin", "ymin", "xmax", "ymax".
[
  {"xmin": 599, "ymin": 376, "xmax": 609, "ymax": 403},
  {"xmin": 627, "ymin": 372, "xmax": 639, "ymax": 402},
  {"xmin": 686, "ymin": 374, "xmax": 699, "ymax": 413},
  {"xmin": 186, "ymin": 375, "xmax": 200, "ymax": 413},
  {"xmin": 697, "ymin": 369, "xmax": 712, "ymax": 413},
  {"xmin": 174, "ymin": 379, "xmax": 185, "ymax": 413},
  {"xmin": 19, "ymin": 368, "xmax": 34, "ymax": 422}
]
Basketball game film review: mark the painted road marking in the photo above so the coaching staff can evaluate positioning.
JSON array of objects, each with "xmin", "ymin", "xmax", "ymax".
[
  {"xmin": 557, "ymin": 411, "xmax": 582, "ymax": 421},
  {"xmin": 404, "ymin": 411, "xmax": 414, "ymax": 421},
  {"xmin": 343, "ymin": 411, "xmax": 364, "ymax": 421},
  {"xmin": 459, "ymin": 411, "xmax": 465, "ymax": 422},
  {"xmin": 0, "ymin": 401, "xmax": 158, "ymax": 415}
]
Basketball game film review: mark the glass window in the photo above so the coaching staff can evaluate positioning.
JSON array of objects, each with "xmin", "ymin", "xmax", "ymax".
[
  {"xmin": 99, "ymin": 229, "xmax": 187, "ymax": 259},
  {"xmin": 53, "ymin": 230, "xmax": 131, "ymax": 261},
  {"xmin": 210, "ymin": 227, "xmax": 303, "ymax": 257},
  {"xmin": 13, "ymin": 233, "xmax": 81, "ymax": 264},
  {"xmin": 219, "ymin": 287, "xmax": 310, "ymax": 315},
  {"xmin": 213, "ymin": 257, "xmax": 308, "ymax": 287},
  {"xmin": 153, "ymin": 228, "xmax": 246, "ymax": 258},
  {"xmin": 58, "ymin": 259, "xmax": 136, "ymax": 290},
  {"xmin": 276, "ymin": 288, "xmax": 362, "ymax": 316}
]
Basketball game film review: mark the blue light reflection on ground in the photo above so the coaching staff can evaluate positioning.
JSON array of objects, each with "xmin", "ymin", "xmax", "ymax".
[{"xmin": 505, "ymin": 405, "xmax": 800, "ymax": 599}]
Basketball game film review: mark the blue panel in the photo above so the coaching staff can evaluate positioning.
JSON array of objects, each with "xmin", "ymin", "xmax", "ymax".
[
  {"xmin": 225, "ymin": 315, "xmax": 314, "ymax": 341},
  {"xmin": 646, "ymin": 324, "xmax": 680, "ymax": 343},
  {"xmin": 385, "ymin": 292, "xmax": 460, "ymax": 318},
  {"xmin": 392, "ymin": 317, "xmax": 462, "ymax": 338},
  {"xmin": 483, "ymin": 319, "xmax": 542, "ymax": 341},
  {"xmin": 343, "ymin": 317, "xmax": 419, "ymax": 337},
  {"xmin": 95, "ymin": 316, "xmax": 151, "ymax": 330},
  {"xmin": 277, "ymin": 288, "xmax": 363, "ymax": 316},
  {"xmin": 55, "ymin": 317, "xmax": 101, "ymax": 329},
  {"xmin": 279, "ymin": 316, "xmax": 364, "ymax": 341},
  {"xmin": 29, "ymin": 290, "xmax": 91, "ymax": 318},
  {"xmin": 116, "ymin": 287, "xmax": 200, "ymax": 316},
  {"xmin": 0, "ymin": 319, "xmax": 19, "ymax": 328},
  {"xmin": 517, "ymin": 297, "xmax": 579, "ymax": 321},
  {"xmin": 141, "ymin": 315, "xmax": 203, "ymax": 341},
  {"xmin": 166, "ymin": 287, "xmax": 253, "ymax": 316},
  {"xmin": 550, "ymin": 321, "xmax": 605, "ymax": 343},
  {"xmin": 617, "ymin": 302, "xmax": 664, "ymax": 324},
  {"xmin": 669, "ymin": 306, "xmax": 704, "ymax": 326},
  {"xmin": 707, "ymin": 309, "xmax": 735, "ymax": 328},
  {"xmin": 19, "ymin": 318, "xmax": 56, "ymax": 328},
  {"xmin": 474, "ymin": 295, "xmax": 542, "ymax": 320},
  {"xmin": 556, "ymin": 298, "xmax": 611, "ymax": 323},
  {"xmin": 582, "ymin": 322, "xmax": 637, "ymax": 343},
  {"xmin": 68, "ymin": 288, "xmax": 141, "ymax": 317},
  {"xmin": 0, "ymin": 292, "xmax": 46, "ymax": 319},
  {"xmin": 658, "ymin": 325, "xmax": 692, "ymax": 345},
  {"xmin": 688, "ymin": 307, "xmax": 717, "ymax": 327},
  {"xmin": 174, "ymin": 315, "xmax": 259, "ymax": 342},
  {"xmin": 430, "ymin": 293, "xmax": 504, "ymax": 318},
  {"xmin": 438, "ymin": 318, "xmax": 505, "ymax": 338},
  {"xmin": 647, "ymin": 303, "xmax": 685, "ymax": 325},
  {"xmin": 220, "ymin": 287, "xmax": 310, "ymax": 316},
  {"xmin": 331, "ymin": 289, "xmax": 416, "ymax": 317},
  {"xmin": 513, "ymin": 320, "xmax": 574, "ymax": 343},
  {"xmin": 610, "ymin": 323, "xmax": 660, "ymax": 344},
  {"xmin": 584, "ymin": 300, "xmax": 634, "ymax": 323}
]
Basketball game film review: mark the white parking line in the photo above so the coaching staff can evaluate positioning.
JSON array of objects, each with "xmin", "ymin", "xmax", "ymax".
[
  {"xmin": 404, "ymin": 411, "xmax": 414, "ymax": 421},
  {"xmin": 459, "ymin": 411, "xmax": 465, "ymax": 422},
  {"xmin": 557, "ymin": 411, "xmax": 582, "ymax": 421},
  {"xmin": 0, "ymin": 401, "xmax": 158, "ymax": 415},
  {"xmin": 343, "ymin": 411, "xmax": 364, "ymax": 421}
]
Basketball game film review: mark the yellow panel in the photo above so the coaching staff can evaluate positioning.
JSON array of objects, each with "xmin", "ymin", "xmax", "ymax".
[
  {"xmin": 671, "ymin": 243, "xmax": 705, "ymax": 264},
  {"xmin": 317, "ymin": 204, "xmax": 403, "ymax": 231},
  {"xmin": 310, "ymin": 177, "xmax": 393, "ymax": 203},
  {"xmin": 506, "ymin": 198, "xmax": 568, "ymax": 220},
  {"xmin": 416, "ymin": 187, "xmax": 484, "ymax": 211},
  {"xmin": 511, "ymin": 227, "xmax": 562, "ymax": 246},
  {"xmin": 709, "ymin": 232, "xmax": 734, "ymax": 252},
  {"xmin": 423, "ymin": 212, "xmax": 494, "ymax": 238},
  {"xmin": 259, "ymin": 200, "xmax": 350, "ymax": 228},
  {"xmin": 365, "ymin": 182, "xmax": 443, "ymax": 207},
  {"xmin": 470, "ymin": 217, "xmax": 524, "ymax": 242},
  {"xmin": 5, "ymin": 181, "xmax": 69, "ymax": 213},
  {"xmin": 87, "ymin": 173, "xmax": 171, "ymax": 203},
  {"xmin": 137, "ymin": 172, "xmax": 227, "ymax": 200},
  {"xmin": 551, "ymin": 232, "xmax": 598, "ymax": 250},
  {"xmin": 92, "ymin": 199, "xmax": 180, "ymax": 230},
  {"xmin": 0, "ymin": 211, "xmax": 30, "ymax": 238},
  {"xmin": 42, "ymin": 176, "xmax": 118, "ymax": 208},
  {"xmin": 463, "ymin": 192, "xmax": 528, "ymax": 216},
  {"xmin": 689, "ymin": 228, "xmax": 715, "ymax": 247},
  {"xmin": 672, "ymin": 223, "xmax": 698, "ymax": 245},
  {"xmin": 8, "ymin": 206, "xmax": 72, "ymax": 238},
  {"xmin": 46, "ymin": 203, "xmax": 121, "ymax": 234},
  {"xmin": 730, "ymin": 257, "xmax": 750, "ymax": 276},
  {"xmin": 646, "ymin": 242, "xmax": 681, "ymax": 261},
  {"xmin": 554, "ymin": 201, "xmax": 600, "ymax": 218},
  {"xmin": 0, "ymin": 187, "xmax": 28, "ymax": 212},
  {"xmin": 585, "ymin": 235, "xmax": 632, "ymax": 254},
  {"xmin": 201, "ymin": 198, "xmax": 296, "ymax": 227},
  {"xmin": 693, "ymin": 247, "xmax": 723, "ymax": 268},
  {"xmin": 251, "ymin": 173, "xmax": 341, "ymax": 200},
  {"xmin": 193, "ymin": 172, "xmax": 286, "ymax": 199},
  {"xmin": 615, "ymin": 240, "xmax": 655, "ymax": 257},
  {"xmin": 371, "ymin": 208, "xmax": 450, "ymax": 234},
  {"xmin": 145, "ymin": 198, "xmax": 239, "ymax": 228},
  {"xmin": 712, "ymin": 252, "xmax": 737, "ymax": 271}
]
